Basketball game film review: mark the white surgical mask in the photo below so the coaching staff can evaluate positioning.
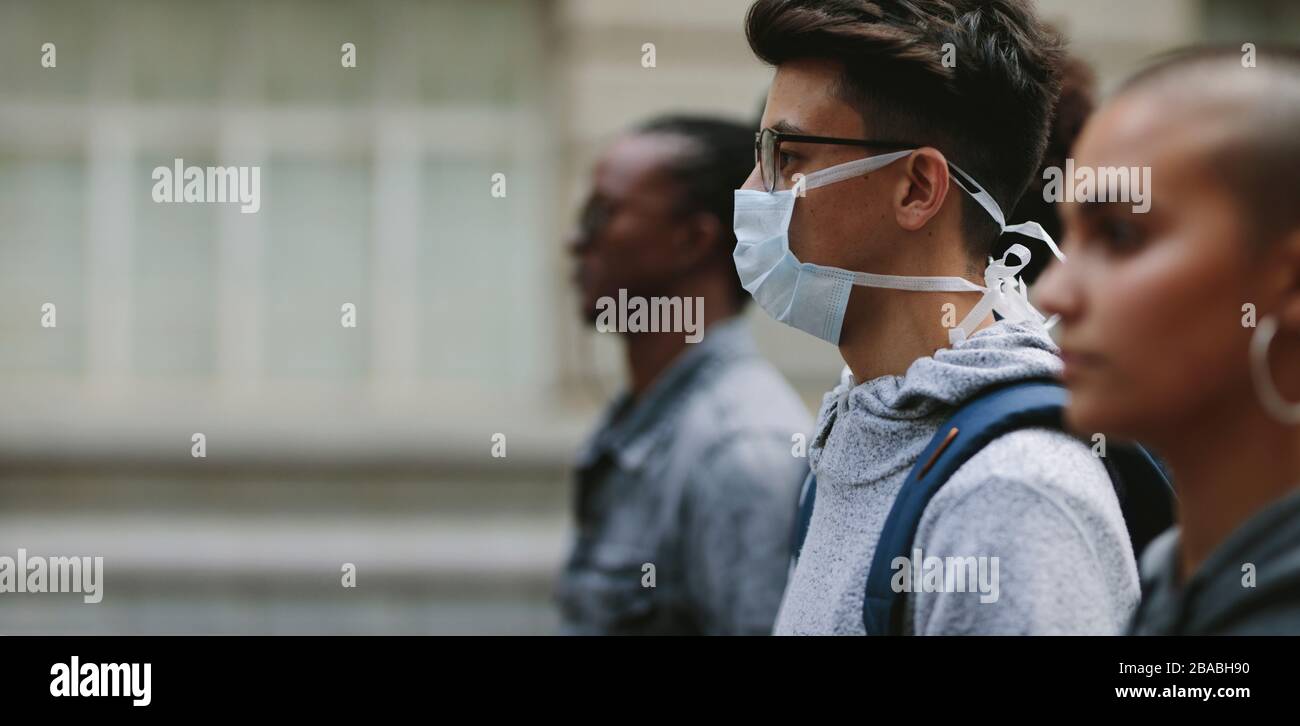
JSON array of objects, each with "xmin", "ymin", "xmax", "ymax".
[{"xmin": 733, "ymin": 149, "xmax": 1065, "ymax": 345}]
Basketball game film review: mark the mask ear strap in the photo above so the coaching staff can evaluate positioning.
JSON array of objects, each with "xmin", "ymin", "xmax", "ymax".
[
  {"xmin": 848, "ymin": 271, "xmax": 984, "ymax": 294},
  {"xmin": 943, "ymin": 161, "xmax": 1067, "ymax": 345},
  {"xmin": 798, "ymin": 155, "xmax": 1068, "ymax": 346},
  {"xmin": 1004, "ymin": 220, "xmax": 1065, "ymax": 263},
  {"xmin": 801, "ymin": 149, "xmax": 916, "ymax": 191},
  {"xmin": 949, "ymin": 161, "xmax": 1067, "ymax": 264}
]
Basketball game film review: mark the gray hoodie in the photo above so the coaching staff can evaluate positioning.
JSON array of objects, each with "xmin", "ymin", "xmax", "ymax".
[
  {"xmin": 774, "ymin": 319, "xmax": 1140, "ymax": 635},
  {"xmin": 1130, "ymin": 487, "xmax": 1300, "ymax": 635}
]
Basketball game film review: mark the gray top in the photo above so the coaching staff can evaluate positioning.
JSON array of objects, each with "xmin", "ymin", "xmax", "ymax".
[
  {"xmin": 774, "ymin": 319, "xmax": 1140, "ymax": 635},
  {"xmin": 1130, "ymin": 487, "xmax": 1300, "ymax": 635},
  {"xmin": 557, "ymin": 317, "xmax": 812, "ymax": 635}
]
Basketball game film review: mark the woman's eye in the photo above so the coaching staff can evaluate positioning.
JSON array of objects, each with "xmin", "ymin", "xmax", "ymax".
[{"xmin": 1098, "ymin": 215, "xmax": 1142, "ymax": 252}]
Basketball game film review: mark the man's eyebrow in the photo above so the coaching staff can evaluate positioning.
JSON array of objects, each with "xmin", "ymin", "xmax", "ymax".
[{"xmin": 770, "ymin": 119, "xmax": 808, "ymax": 134}]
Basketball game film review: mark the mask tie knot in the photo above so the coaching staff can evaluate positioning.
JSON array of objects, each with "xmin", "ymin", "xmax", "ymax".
[{"xmin": 949, "ymin": 243, "xmax": 1056, "ymax": 344}]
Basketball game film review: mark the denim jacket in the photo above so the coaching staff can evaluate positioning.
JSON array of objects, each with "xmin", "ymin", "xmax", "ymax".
[{"xmin": 557, "ymin": 318, "xmax": 811, "ymax": 635}]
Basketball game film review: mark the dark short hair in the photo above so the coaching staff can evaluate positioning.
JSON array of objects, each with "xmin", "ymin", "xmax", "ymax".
[
  {"xmin": 745, "ymin": 0, "xmax": 1064, "ymax": 263},
  {"xmin": 1116, "ymin": 46, "xmax": 1300, "ymax": 249},
  {"xmin": 637, "ymin": 114, "xmax": 756, "ymax": 308}
]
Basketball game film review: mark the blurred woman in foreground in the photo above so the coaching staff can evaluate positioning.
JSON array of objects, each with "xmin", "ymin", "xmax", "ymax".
[{"xmin": 1037, "ymin": 47, "xmax": 1300, "ymax": 635}]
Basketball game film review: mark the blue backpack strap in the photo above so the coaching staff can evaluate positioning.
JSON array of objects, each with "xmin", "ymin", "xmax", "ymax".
[
  {"xmin": 861, "ymin": 379, "xmax": 1069, "ymax": 635},
  {"xmin": 860, "ymin": 379, "xmax": 1177, "ymax": 634},
  {"xmin": 791, "ymin": 467, "xmax": 816, "ymax": 562},
  {"xmin": 1100, "ymin": 443, "xmax": 1175, "ymax": 558}
]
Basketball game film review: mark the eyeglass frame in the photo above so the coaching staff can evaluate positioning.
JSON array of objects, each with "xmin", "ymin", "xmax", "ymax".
[{"xmin": 754, "ymin": 127, "xmax": 921, "ymax": 192}]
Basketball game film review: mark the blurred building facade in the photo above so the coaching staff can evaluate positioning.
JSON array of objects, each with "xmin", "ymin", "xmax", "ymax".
[{"xmin": 0, "ymin": 0, "xmax": 1296, "ymax": 633}]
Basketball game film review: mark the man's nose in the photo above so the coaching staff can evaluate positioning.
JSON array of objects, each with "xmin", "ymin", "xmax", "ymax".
[{"xmin": 740, "ymin": 163, "xmax": 764, "ymax": 191}]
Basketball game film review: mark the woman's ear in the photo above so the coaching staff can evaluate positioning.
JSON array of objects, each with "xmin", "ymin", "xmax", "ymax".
[{"xmin": 893, "ymin": 147, "xmax": 951, "ymax": 233}]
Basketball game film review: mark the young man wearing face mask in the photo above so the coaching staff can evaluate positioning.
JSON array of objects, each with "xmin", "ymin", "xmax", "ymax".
[
  {"xmin": 737, "ymin": 0, "xmax": 1140, "ymax": 634},
  {"xmin": 558, "ymin": 116, "xmax": 812, "ymax": 635},
  {"xmin": 1037, "ymin": 48, "xmax": 1300, "ymax": 635}
]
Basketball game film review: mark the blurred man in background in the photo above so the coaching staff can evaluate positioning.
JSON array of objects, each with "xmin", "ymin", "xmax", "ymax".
[
  {"xmin": 557, "ymin": 115, "xmax": 812, "ymax": 635},
  {"xmin": 1037, "ymin": 47, "xmax": 1300, "ymax": 635}
]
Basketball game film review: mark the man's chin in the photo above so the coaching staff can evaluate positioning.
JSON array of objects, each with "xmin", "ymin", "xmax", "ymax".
[{"xmin": 578, "ymin": 287, "xmax": 621, "ymax": 325}]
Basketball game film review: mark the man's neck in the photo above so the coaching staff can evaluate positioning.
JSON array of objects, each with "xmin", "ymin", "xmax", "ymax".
[
  {"xmin": 624, "ymin": 330, "xmax": 693, "ymax": 399},
  {"xmin": 622, "ymin": 281, "xmax": 739, "ymax": 399},
  {"xmin": 837, "ymin": 285, "xmax": 994, "ymax": 382},
  {"xmin": 1154, "ymin": 392, "xmax": 1300, "ymax": 583}
]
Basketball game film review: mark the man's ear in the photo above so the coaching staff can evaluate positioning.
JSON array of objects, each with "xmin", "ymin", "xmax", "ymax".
[
  {"xmin": 893, "ymin": 147, "xmax": 951, "ymax": 232},
  {"xmin": 672, "ymin": 211, "xmax": 723, "ymax": 270}
]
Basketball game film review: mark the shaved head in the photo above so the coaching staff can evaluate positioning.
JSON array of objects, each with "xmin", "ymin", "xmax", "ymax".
[
  {"xmin": 1033, "ymin": 45, "xmax": 1300, "ymax": 443},
  {"xmin": 1113, "ymin": 47, "xmax": 1300, "ymax": 246}
]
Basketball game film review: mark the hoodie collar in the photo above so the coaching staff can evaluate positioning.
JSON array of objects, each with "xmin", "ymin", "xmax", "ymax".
[
  {"xmin": 810, "ymin": 319, "xmax": 1063, "ymax": 474},
  {"xmin": 1136, "ymin": 486, "xmax": 1300, "ymax": 634}
]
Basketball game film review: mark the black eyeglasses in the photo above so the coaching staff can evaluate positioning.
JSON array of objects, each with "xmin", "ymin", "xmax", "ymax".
[{"xmin": 754, "ymin": 127, "xmax": 917, "ymax": 192}]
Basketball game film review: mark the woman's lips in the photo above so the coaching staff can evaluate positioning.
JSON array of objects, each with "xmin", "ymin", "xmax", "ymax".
[{"xmin": 1059, "ymin": 348, "xmax": 1104, "ymax": 380}]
